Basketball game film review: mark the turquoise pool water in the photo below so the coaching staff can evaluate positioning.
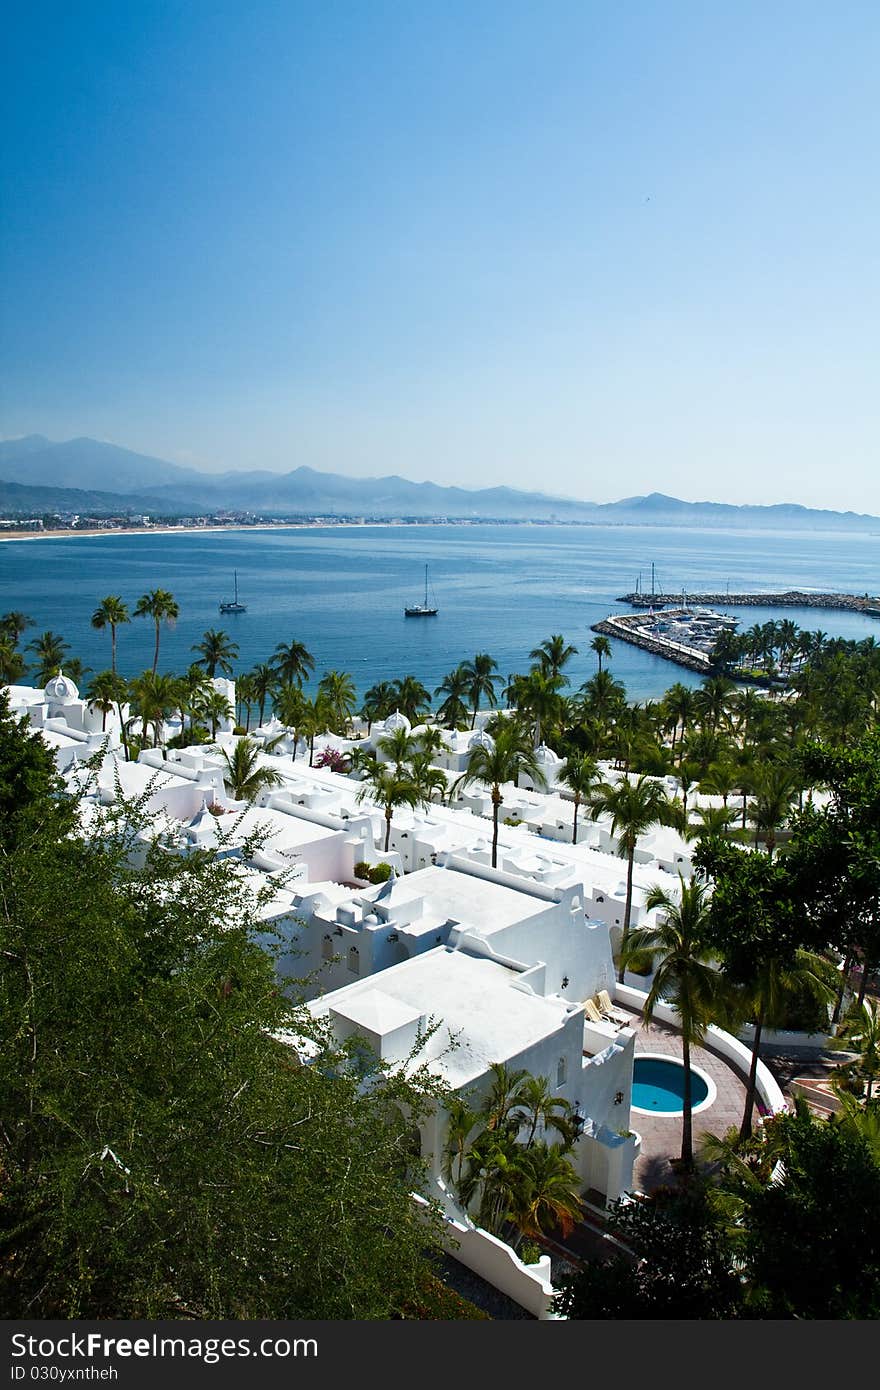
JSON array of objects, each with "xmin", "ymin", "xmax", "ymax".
[{"xmin": 632, "ymin": 1057, "xmax": 709, "ymax": 1114}]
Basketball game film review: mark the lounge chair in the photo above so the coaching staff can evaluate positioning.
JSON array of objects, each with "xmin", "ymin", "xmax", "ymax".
[
  {"xmin": 584, "ymin": 998, "xmax": 606, "ymax": 1025},
  {"xmin": 597, "ymin": 989, "xmax": 630, "ymax": 1026}
]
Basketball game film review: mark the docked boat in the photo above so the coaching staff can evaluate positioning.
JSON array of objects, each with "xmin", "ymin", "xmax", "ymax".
[
  {"xmin": 219, "ymin": 571, "xmax": 247, "ymax": 614},
  {"xmin": 405, "ymin": 564, "xmax": 438, "ymax": 617}
]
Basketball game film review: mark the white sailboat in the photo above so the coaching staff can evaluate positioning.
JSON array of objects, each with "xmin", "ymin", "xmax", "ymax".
[
  {"xmin": 404, "ymin": 564, "xmax": 438, "ymax": 617},
  {"xmin": 219, "ymin": 570, "xmax": 247, "ymax": 614}
]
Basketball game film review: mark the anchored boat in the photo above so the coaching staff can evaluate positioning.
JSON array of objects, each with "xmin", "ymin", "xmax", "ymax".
[
  {"xmin": 219, "ymin": 570, "xmax": 247, "ymax": 614},
  {"xmin": 404, "ymin": 564, "xmax": 438, "ymax": 617}
]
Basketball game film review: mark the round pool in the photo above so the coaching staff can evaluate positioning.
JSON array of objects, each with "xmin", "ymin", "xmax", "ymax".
[{"xmin": 631, "ymin": 1055, "xmax": 715, "ymax": 1116}]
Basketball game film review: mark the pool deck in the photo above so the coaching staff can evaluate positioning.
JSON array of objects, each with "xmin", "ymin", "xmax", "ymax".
[{"xmin": 617, "ymin": 1007, "xmax": 757, "ymax": 1193}]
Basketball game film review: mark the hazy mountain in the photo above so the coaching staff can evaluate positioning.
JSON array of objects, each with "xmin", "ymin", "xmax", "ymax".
[
  {"xmin": 1, "ymin": 436, "xmax": 878, "ymax": 530},
  {"xmin": 0, "ymin": 478, "xmax": 192, "ymax": 516}
]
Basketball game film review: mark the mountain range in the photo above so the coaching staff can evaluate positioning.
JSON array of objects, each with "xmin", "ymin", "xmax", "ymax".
[{"xmin": 1, "ymin": 434, "xmax": 878, "ymax": 531}]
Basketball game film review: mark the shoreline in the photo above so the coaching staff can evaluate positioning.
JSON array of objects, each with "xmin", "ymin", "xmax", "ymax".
[{"xmin": 0, "ymin": 520, "xmax": 412, "ymax": 544}]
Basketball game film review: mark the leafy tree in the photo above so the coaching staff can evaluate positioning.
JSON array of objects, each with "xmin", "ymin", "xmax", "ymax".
[
  {"xmin": 392, "ymin": 675, "xmax": 432, "ymax": 725},
  {"xmin": 453, "ymin": 723, "xmax": 546, "ymax": 868},
  {"xmin": 85, "ymin": 669, "xmax": 126, "ymax": 733},
  {"xmin": 134, "ymin": 589, "xmax": 179, "ymax": 675},
  {"xmin": 317, "ymin": 669, "xmax": 357, "ymax": 734},
  {"xmin": 0, "ymin": 699, "xmax": 448, "ymax": 1318},
  {"xmin": 831, "ymin": 997, "xmax": 880, "ymax": 1102},
  {"xmin": 127, "ymin": 670, "xmax": 179, "ymax": 747},
  {"xmin": 360, "ymin": 681, "xmax": 397, "ymax": 733},
  {"xmin": 0, "ymin": 639, "xmax": 26, "ymax": 684},
  {"xmin": 91, "ymin": 596, "xmax": 130, "ymax": 675},
  {"xmin": 529, "ymin": 633, "xmax": 578, "ymax": 684},
  {"xmin": 249, "ymin": 662, "xmax": 277, "ymax": 726},
  {"xmin": 556, "ymin": 1181, "xmax": 742, "ymax": 1319},
  {"xmin": 0, "ymin": 610, "xmax": 34, "ymax": 647},
  {"xmin": 191, "ymin": 628, "xmax": 239, "ymax": 678}
]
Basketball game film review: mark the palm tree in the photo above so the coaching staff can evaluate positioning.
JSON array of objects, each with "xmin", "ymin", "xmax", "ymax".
[
  {"xmin": 271, "ymin": 638, "xmax": 315, "ymax": 688},
  {"xmin": 0, "ymin": 611, "xmax": 34, "ymax": 647},
  {"xmin": 90, "ymin": 596, "xmax": 130, "ymax": 675},
  {"xmin": 410, "ymin": 751, "xmax": 449, "ymax": 807},
  {"xmin": 249, "ymin": 663, "xmax": 277, "ymax": 727},
  {"xmin": 198, "ymin": 688, "xmax": 233, "ymax": 740},
  {"xmin": 530, "ymin": 633, "xmax": 578, "ymax": 684},
  {"xmin": 516, "ymin": 669, "xmax": 565, "ymax": 749},
  {"xmin": 590, "ymin": 634, "xmax": 612, "ymax": 673},
  {"xmin": 191, "ymin": 628, "xmax": 239, "ymax": 678},
  {"xmin": 318, "ymin": 669, "xmax": 357, "ymax": 734},
  {"xmin": 434, "ymin": 665, "xmax": 472, "ymax": 730},
  {"xmin": 221, "ymin": 737, "xmax": 283, "ymax": 803},
  {"xmin": 0, "ymin": 640, "xmax": 25, "ymax": 684},
  {"xmin": 831, "ymin": 997, "xmax": 880, "ymax": 1103},
  {"xmin": 356, "ymin": 756, "xmax": 421, "ymax": 852},
  {"xmin": 462, "ymin": 652, "xmax": 498, "ymax": 728},
  {"xmin": 735, "ymin": 947, "xmax": 835, "ymax": 1139},
  {"xmin": 235, "ymin": 672, "xmax": 255, "ymax": 731},
  {"xmin": 506, "ymin": 1141, "xmax": 584, "ymax": 1246},
  {"xmin": 624, "ymin": 876, "xmax": 723, "ymax": 1170},
  {"xmin": 85, "ymin": 669, "xmax": 124, "ymax": 733},
  {"xmin": 274, "ymin": 681, "xmax": 307, "ymax": 754},
  {"xmin": 661, "ymin": 683, "xmax": 696, "ymax": 764},
  {"xmin": 559, "ymin": 753, "xmax": 599, "ymax": 844},
  {"xmin": 134, "ymin": 589, "xmax": 179, "ymax": 675},
  {"xmin": 360, "ymin": 681, "xmax": 397, "ymax": 734},
  {"xmin": 393, "ymin": 675, "xmax": 431, "ymax": 725},
  {"xmin": 577, "ymin": 669, "xmax": 627, "ymax": 728},
  {"xmin": 453, "ymin": 723, "xmax": 545, "ymax": 868},
  {"xmin": 511, "ymin": 1075, "xmax": 575, "ymax": 1147},
  {"xmin": 588, "ymin": 774, "xmax": 677, "ymax": 981},
  {"xmin": 128, "ymin": 670, "xmax": 178, "ymax": 747},
  {"xmin": 298, "ymin": 693, "xmax": 332, "ymax": 766},
  {"xmin": 441, "ymin": 1096, "xmax": 485, "ymax": 1197},
  {"xmin": 26, "ymin": 630, "xmax": 70, "ymax": 685},
  {"xmin": 376, "ymin": 724, "xmax": 420, "ymax": 771},
  {"xmin": 748, "ymin": 763, "xmax": 798, "ymax": 855}
]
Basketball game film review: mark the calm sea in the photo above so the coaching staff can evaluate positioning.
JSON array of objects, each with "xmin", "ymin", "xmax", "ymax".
[{"xmin": 2, "ymin": 523, "xmax": 879, "ymax": 704}]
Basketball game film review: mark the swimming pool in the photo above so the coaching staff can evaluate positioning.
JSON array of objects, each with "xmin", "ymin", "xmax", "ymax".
[{"xmin": 631, "ymin": 1055, "xmax": 715, "ymax": 1116}]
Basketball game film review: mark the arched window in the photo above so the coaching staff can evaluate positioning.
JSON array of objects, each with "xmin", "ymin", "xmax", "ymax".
[
  {"xmin": 556, "ymin": 1056, "xmax": 567, "ymax": 1088},
  {"xmin": 321, "ymin": 934, "xmax": 333, "ymax": 961},
  {"xmin": 348, "ymin": 946, "xmax": 360, "ymax": 975}
]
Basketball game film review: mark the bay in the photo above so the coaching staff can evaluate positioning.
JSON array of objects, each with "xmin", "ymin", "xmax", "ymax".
[{"xmin": 2, "ymin": 522, "xmax": 879, "ymax": 704}]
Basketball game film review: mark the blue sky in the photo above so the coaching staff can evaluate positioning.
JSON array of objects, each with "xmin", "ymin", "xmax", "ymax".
[{"xmin": 1, "ymin": 2, "xmax": 878, "ymax": 509}]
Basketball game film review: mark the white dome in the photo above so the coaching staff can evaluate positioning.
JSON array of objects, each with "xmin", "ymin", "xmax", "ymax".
[
  {"xmin": 383, "ymin": 709, "xmax": 411, "ymax": 734},
  {"xmin": 534, "ymin": 743, "xmax": 557, "ymax": 763},
  {"xmin": 44, "ymin": 669, "xmax": 79, "ymax": 702},
  {"xmin": 467, "ymin": 729, "xmax": 495, "ymax": 752}
]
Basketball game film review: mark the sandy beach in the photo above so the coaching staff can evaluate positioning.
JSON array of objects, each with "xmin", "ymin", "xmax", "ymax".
[{"xmin": 0, "ymin": 520, "xmax": 410, "ymax": 544}]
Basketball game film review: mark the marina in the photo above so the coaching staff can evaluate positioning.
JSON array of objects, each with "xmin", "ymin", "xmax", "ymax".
[
  {"xmin": 619, "ymin": 587, "xmax": 880, "ymax": 616},
  {"xmin": 591, "ymin": 606, "xmax": 740, "ymax": 677}
]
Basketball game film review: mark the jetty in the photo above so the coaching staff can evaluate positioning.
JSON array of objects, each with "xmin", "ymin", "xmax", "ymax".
[
  {"xmin": 592, "ymin": 606, "xmax": 781, "ymax": 686},
  {"xmin": 619, "ymin": 588, "xmax": 880, "ymax": 616}
]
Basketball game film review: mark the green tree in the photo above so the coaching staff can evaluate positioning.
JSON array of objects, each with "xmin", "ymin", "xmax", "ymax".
[
  {"xmin": 134, "ymin": 589, "xmax": 179, "ymax": 676},
  {"xmin": 127, "ymin": 670, "xmax": 178, "ymax": 747},
  {"xmin": 0, "ymin": 709, "xmax": 448, "ymax": 1316},
  {"xmin": 90, "ymin": 596, "xmax": 130, "ymax": 676},
  {"xmin": 530, "ymin": 633, "xmax": 578, "ymax": 684},
  {"xmin": 590, "ymin": 634, "xmax": 611, "ymax": 673},
  {"xmin": 559, "ymin": 753, "xmax": 599, "ymax": 844},
  {"xmin": 318, "ymin": 669, "xmax": 357, "ymax": 734},
  {"xmin": 831, "ymin": 997, "xmax": 880, "ymax": 1102},
  {"xmin": 249, "ymin": 662, "xmax": 277, "ymax": 726},
  {"xmin": 624, "ymin": 876, "xmax": 723, "ymax": 1169},
  {"xmin": 588, "ymin": 774, "xmax": 677, "ymax": 981},
  {"xmin": 221, "ymin": 737, "xmax": 283, "ymax": 803},
  {"xmin": 271, "ymin": 638, "xmax": 315, "ymax": 688},
  {"xmin": 434, "ymin": 665, "xmax": 472, "ymax": 730},
  {"xmin": 392, "ymin": 675, "xmax": 432, "ymax": 725},
  {"xmin": 356, "ymin": 756, "xmax": 421, "ymax": 852},
  {"xmin": 25, "ymin": 630, "xmax": 70, "ymax": 685},
  {"xmin": 85, "ymin": 669, "xmax": 125, "ymax": 733},
  {"xmin": 191, "ymin": 628, "xmax": 239, "ymax": 678},
  {"xmin": 360, "ymin": 681, "xmax": 397, "ymax": 734},
  {"xmin": 453, "ymin": 723, "xmax": 546, "ymax": 868},
  {"xmin": 461, "ymin": 652, "xmax": 498, "ymax": 728}
]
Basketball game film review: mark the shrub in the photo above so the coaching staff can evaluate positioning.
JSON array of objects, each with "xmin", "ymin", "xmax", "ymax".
[
  {"xmin": 233, "ymin": 724, "xmax": 247, "ymax": 736},
  {"xmin": 314, "ymin": 747, "xmax": 349, "ymax": 773},
  {"xmin": 368, "ymin": 862, "xmax": 393, "ymax": 884},
  {"xmin": 354, "ymin": 861, "xmax": 371, "ymax": 881},
  {"xmin": 518, "ymin": 1240, "xmax": 543, "ymax": 1266},
  {"xmin": 626, "ymin": 949, "xmax": 653, "ymax": 977}
]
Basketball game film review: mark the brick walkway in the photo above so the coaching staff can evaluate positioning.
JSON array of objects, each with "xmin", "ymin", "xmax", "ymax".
[{"xmin": 617, "ymin": 1008, "xmax": 757, "ymax": 1192}]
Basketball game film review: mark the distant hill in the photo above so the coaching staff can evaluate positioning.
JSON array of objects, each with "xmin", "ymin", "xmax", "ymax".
[
  {"xmin": 1, "ymin": 436, "xmax": 878, "ymax": 531},
  {"xmin": 0, "ymin": 478, "xmax": 194, "ymax": 517}
]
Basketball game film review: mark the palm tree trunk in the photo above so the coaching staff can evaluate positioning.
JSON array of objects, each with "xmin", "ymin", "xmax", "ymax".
[
  {"xmin": 111, "ymin": 625, "xmax": 117, "ymax": 675},
  {"xmin": 740, "ymin": 1003, "xmax": 764, "ymax": 1141},
  {"xmin": 572, "ymin": 795, "xmax": 580, "ymax": 845},
  {"xmin": 491, "ymin": 789, "xmax": 501, "ymax": 869},
  {"xmin": 384, "ymin": 809, "xmax": 392, "ymax": 853},
  {"xmin": 681, "ymin": 1035, "xmax": 694, "ymax": 1170},
  {"xmin": 618, "ymin": 845, "xmax": 635, "ymax": 984},
  {"xmin": 152, "ymin": 620, "xmax": 161, "ymax": 675}
]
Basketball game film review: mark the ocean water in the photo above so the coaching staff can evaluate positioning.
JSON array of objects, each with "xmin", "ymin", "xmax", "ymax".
[{"xmin": 2, "ymin": 522, "xmax": 879, "ymax": 703}]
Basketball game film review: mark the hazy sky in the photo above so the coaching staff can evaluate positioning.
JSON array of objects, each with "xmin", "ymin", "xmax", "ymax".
[{"xmin": 2, "ymin": 2, "xmax": 878, "ymax": 509}]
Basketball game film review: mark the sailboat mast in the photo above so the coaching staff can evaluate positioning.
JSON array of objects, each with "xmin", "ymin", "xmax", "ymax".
[{"xmin": 424, "ymin": 564, "xmax": 428, "ymax": 606}]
